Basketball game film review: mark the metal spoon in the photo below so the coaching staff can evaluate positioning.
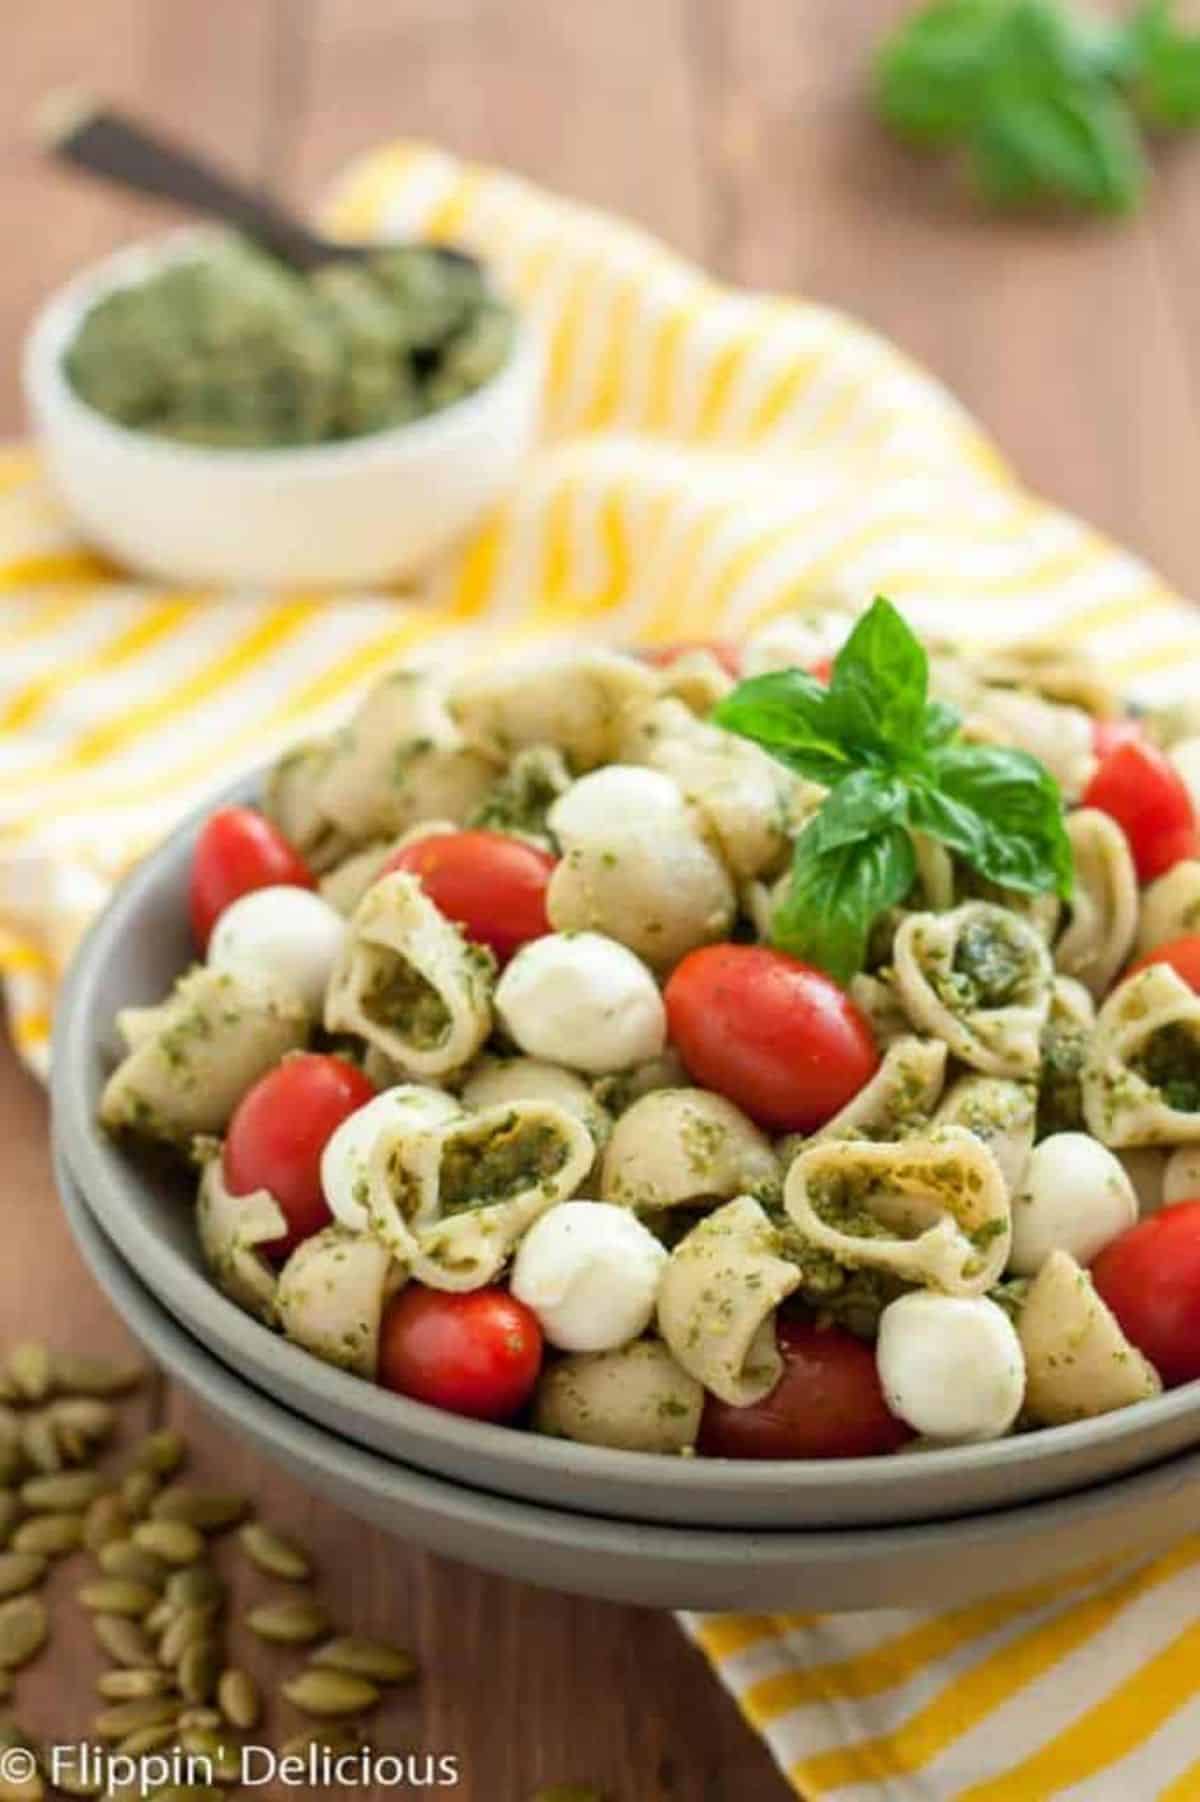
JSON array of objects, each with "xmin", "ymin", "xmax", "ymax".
[{"xmin": 38, "ymin": 92, "xmax": 480, "ymax": 275}]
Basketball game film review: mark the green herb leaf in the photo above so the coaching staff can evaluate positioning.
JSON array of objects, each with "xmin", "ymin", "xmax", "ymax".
[
  {"xmin": 824, "ymin": 597, "xmax": 930, "ymax": 763},
  {"xmin": 919, "ymin": 741, "xmax": 1074, "ymax": 896},
  {"xmin": 875, "ymin": 0, "xmax": 1010, "ymax": 146},
  {"xmin": 806, "ymin": 771, "xmax": 910, "ymax": 856},
  {"xmin": 773, "ymin": 823, "xmax": 917, "ymax": 986},
  {"xmin": 710, "ymin": 670, "xmax": 851, "ymax": 786},
  {"xmin": 1124, "ymin": 0, "xmax": 1200, "ymax": 129},
  {"xmin": 971, "ymin": 74, "xmax": 1145, "ymax": 211}
]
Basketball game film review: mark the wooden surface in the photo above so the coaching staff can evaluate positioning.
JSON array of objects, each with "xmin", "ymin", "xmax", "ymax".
[{"xmin": 3, "ymin": 2, "xmax": 1200, "ymax": 1797}]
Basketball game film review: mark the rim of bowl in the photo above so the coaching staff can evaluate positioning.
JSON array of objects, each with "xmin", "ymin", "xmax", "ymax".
[
  {"xmin": 58, "ymin": 1131, "xmax": 1200, "ymax": 1563},
  {"xmin": 51, "ymin": 766, "xmax": 1200, "ymax": 1499},
  {"xmin": 22, "ymin": 227, "xmax": 541, "ymax": 477}
]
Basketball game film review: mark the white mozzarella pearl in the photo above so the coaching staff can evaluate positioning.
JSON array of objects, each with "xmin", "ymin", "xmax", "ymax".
[
  {"xmin": 208, "ymin": 885, "xmax": 344, "ymax": 1014},
  {"xmin": 1009, "ymin": 1133, "xmax": 1138, "ymax": 1277},
  {"xmin": 876, "ymin": 1293, "xmax": 1025, "ymax": 1444},
  {"xmin": 494, "ymin": 932, "xmax": 666, "ymax": 1075},
  {"xmin": 510, "ymin": 1201, "xmax": 668, "ymax": 1351},
  {"xmin": 548, "ymin": 766, "xmax": 687, "ymax": 844},
  {"xmin": 320, "ymin": 1085, "xmax": 461, "ymax": 1231}
]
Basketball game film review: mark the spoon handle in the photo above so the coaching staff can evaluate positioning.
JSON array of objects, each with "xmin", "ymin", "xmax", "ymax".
[{"xmin": 40, "ymin": 95, "xmax": 333, "ymax": 271}]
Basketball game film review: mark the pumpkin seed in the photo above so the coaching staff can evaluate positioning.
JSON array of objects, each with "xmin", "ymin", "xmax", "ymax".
[
  {"xmin": 98, "ymin": 1542, "xmax": 167, "ymax": 1590},
  {"xmin": 278, "ymin": 1724, "xmax": 361, "ymax": 1761},
  {"xmin": 0, "ymin": 1496, "xmax": 20, "ymax": 1551},
  {"xmin": 175, "ymin": 1728, "xmax": 241, "ymax": 1781},
  {"xmin": 0, "ymin": 1557, "xmax": 45, "ymax": 1601},
  {"xmin": 119, "ymin": 1471, "xmax": 159, "ymax": 1518},
  {"xmin": 112, "ymin": 1720, "xmax": 178, "ymax": 1758},
  {"xmin": 143, "ymin": 1598, "xmax": 174, "ymax": 1639},
  {"xmin": 96, "ymin": 1668, "xmax": 175, "ymax": 1701},
  {"xmin": 132, "ymin": 1431, "xmax": 185, "ymax": 1478},
  {"xmin": 178, "ymin": 1639, "xmax": 219, "ymax": 1706},
  {"xmin": 53, "ymin": 1354, "xmax": 143, "ymax": 1399},
  {"xmin": 83, "ymin": 1494, "xmax": 130, "ymax": 1553},
  {"xmin": 0, "ymin": 1442, "xmax": 22, "ymax": 1489},
  {"xmin": 20, "ymin": 1471, "xmax": 107, "ymax": 1513},
  {"xmin": 55, "ymin": 1428, "xmax": 89, "ymax": 1467},
  {"xmin": 11, "ymin": 1514, "xmax": 82, "ymax": 1557},
  {"xmin": 94, "ymin": 1695, "xmax": 178, "ymax": 1741},
  {"xmin": 51, "ymin": 1401, "xmax": 115, "ymax": 1463},
  {"xmin": 238, "ymin": 1521, "xmax": 310, "ymax": 1580},
  {"xmin": 216, "ymin": 1667, "xmax": 259, "ymax": 1731},
  {"xmin": 159, "ymin": 1606, "xmax": 218, "ymax": 1668},
  {"xmin": 93, "ymin": 1615, "xmax": 154, "ymax": 1667},
  {"xmin": 0, "ymin": 1766, "xmax": 43, "ymax": 1802},
  {"xmin": 164, "ymin": 1566, "xmax": 223, "ymax": 1611},
  {"xmin": 0, "ymin": 1372, "xmax": 17, "ymax": 1406},
  {"xmin": 150, "ymin": 1488, "xmax": 246, "ymax": 1533},
  {"xmin": 280, "ymin": 1669, "xmax": 380, "ymax": 1718},
  {"xmin": 175, "ymin": 1707, "xmax": 221, "ymax": 1732},
  {"xmin": 19, "ymin": 1417, "xmax": 61, "ymax": 1478},
  {"xmin": 245, "ymin": 1595, "xmax": 330, "ymax": 1645},
  {"xmin": 133, "ymin": 1521, "xmax": 204, "ymax": 1566},
  {"xmin": 311, "ymin": 1633, "xmax": 417, "ymax": 1685},
  {"xmin": 0, "ymin": 1595, "xmax": 47, "ymax": 1667},
  {"xmin": 77, "ymin": 1580, "xmax": 157, "ymax": 1619},
  {"xmin": 9, "ymin": 1345, "xmax": 52, "ymax": 1405}
]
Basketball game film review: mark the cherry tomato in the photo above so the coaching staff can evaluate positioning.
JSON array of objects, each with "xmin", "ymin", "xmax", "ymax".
[
  {"xmin": 1091, "ymin": 1201, "xmax": 1200, "ymax": 1388},
  {"xmin": 189, "ymin": 807, "xmax": 314, "ymax": 950},
  {"xmin": 664, "ymin": 943, "xmax": 879, "ymax": 1133},
  {"xmin": 699, "ymin": 1317, "xmax": 911, "ymax": 1459},
  {"xmin": 1082, "ymin": 739, "xmax": 1198, "ymax": 885},
  {"xmin": 223, "ymin": 1054, "xmax": 376, "ymax": 1260},
  {"xmin": 640, "ymin": 640, "xmax": 742, "ymax": 678},
  {"xmin": 1092, "ymin": 716, "xmax": 1145, "ymax": 760},
  {"xmin": 378, "ymin": 1286, "xmax": 543, "ymax": 1422},
  {"xmin": 1126, "ymin": 934, "xmax": 1200, "ymax": 991},
  {"xmin": 382, "ymin": 830, "xmax": 555, "ymax": 964}
]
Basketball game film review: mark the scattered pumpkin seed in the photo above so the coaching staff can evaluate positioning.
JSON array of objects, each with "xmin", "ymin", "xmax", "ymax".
[
  {"xmin": 164, "ymin": 1566, "xmax": 224, "ymax": 1611},
  {"xmin": 178, "ymin": 1639, "xmax": 219, "ymax": 1706},
  {"xmin": 119, "ymin": 1471, "xmax": 159, "ymax": 1518},
  {"xmin": 278, "ymin": 1724, "xmax": 361, "ymax": 1762},
  {"xmin": 51, "ymin": 1399, "xmax": 115, "ymax": 1443},
  {"xmin": 93, "ymin": 1614, "xmax": 154, "ymax": 1667},
  {"xmin": 112, "ymin": 1720, "xmax": 179, "ymax": 1758},
  {"xmin": 175, "ymin": 1707, "xmax": 221, "ymax": 1732},
  {"xmin": 0, "ymin": 1595, "xmax": 47, "ymax": 1667},
  {"xmin": 159, "ymin": 1606, "xmax": 218, "ymax": 1668},
  {"xmin": 94, "ymin": 1695, "xmax": 179, "ymax": 1741},
  {"xmin": 84, "ymin": 1494, "xmax": 130, "ymax": 1553},
  {"xmin": 96, "ymin": 1668, "xmax": 176, "ymax": 1702},
  {"xmin": 245, "ymin": 1595, "xmax": 330, "ymax": 1645},
  {"xmin": 143, "ymin": 1599, "xmax": 174, "ymax": 1639},
  {"xmin": 20, "ymin": 1471, "xmax": 107, "ymax": 1513},
  {"xmin": 0, "ymin": 1498, "xmax": 19, "ymax": 1552},
  {"xmin": 98, "ymin": 1542, "xmax": 167, "ymax": 1590},
  {"xmin": 216, "ymin": 1667, "xmax": 259, "ymax": 1731},
  {"xmin": 238, "ymin": 1520, "xmax": 310, "ymax": 1580},
  {"xmin": 19, "ymin": 1417, "xmax": 61, "ymax": 1477},
  {"xmin": 280, "ymin": 1668, "xmax": 380, "ymax": 1718},
  {"xmin": 9, "ymin": 1345, "xmax": 52, "ymax": 1405},
  {"xmin": 0, "ymin": 1557, "xmax": 45, "ymax": 1601},
  {"xmin": 53, "ymin": 1354, "xmax": 143, "ymax": 1399},
  {"xmin": 11, "ymin": 1514, "xmax": 82, "ymax": 1558},
  {"xmin": 311, "ymin": 1633, "xmax": 417, "ymax": 1685},
  {"xmin": 0, "ymin": 1372, "xmax": 18, "ymax": 1406},
  {"xmin": 150, "ymin": 1489, "xmax": 247, "ymax": 1533},
  {"xmin": 133, "ymin": 1521, "xmax": 204, "ymax": 1567},
  {"xmin": 0, "ymin": 1441, "xmax": 22, "ymax": 1488},
  {"xmin": 132, "ymin": 1431, "xmax": 185, "ymax": 1478},
  {"xmin": 77, "ymin": 1579, "xmax": 157, "ymax": 1619},
  {"xmin": 175, "ymin": 1727, "xmax": 241, "ymax": 1781}
]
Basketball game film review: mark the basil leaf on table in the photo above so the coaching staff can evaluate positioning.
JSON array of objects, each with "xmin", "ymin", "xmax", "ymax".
[
  {"xmin": 1125, "ymin": 0, "xmax": 1200, "ymax": 129},
  {"xmin": 772, "ymin": 824, "xmax": 917, "ymax": 988}
]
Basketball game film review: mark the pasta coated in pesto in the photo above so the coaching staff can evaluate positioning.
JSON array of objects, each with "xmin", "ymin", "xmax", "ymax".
[
  {"xmin": 535, "ymin": 1340, "xmax": 704, "ymax": 1454},
  {"xmin": 195, "ymin": 1149, "xmax": 287, "ymax": 1324},
  {"xmin": 600, "ymin": 1088, "xmax": 780, "ymax": 1212},
  {"xmin": 893, "ymin": 901, "xmax": 1053, "ymax": 1079},
  {"xmin": 1018, "ymin": 1249, "xmax": 1161, "ymax": 1425},
  {"xmin": 1054, "ymin": 809, "xmax": 1138, "ymax": 1000},
  {"xmin": 276, "ymin": 1226, "xmax": 400, "ymax": 1379},
  {"xmin": 1082, "ymin": 964, "xmax": 1200, "ymax": 1147}
]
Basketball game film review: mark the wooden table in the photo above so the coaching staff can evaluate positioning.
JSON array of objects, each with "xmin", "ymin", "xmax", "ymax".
[{"xmin": 3, "ymin": 3, "xmax": 1200, "ymax": 1797}]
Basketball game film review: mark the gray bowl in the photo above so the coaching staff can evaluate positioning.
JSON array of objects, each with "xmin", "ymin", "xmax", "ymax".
[
  {"xmin": 55, "ymin": 1133, "xmax": 1200, "ymax": 1612},
  {"xmin": 52, "ymin": 775, "xmax": 1200, "ymax": 1530}
]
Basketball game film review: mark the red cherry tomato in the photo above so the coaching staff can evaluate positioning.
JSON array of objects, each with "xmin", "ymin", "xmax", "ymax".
[
  {"xmin": 1092, "ymin": 716, "xmax": 1144, "ymax": 760},
  {"xmin": 1091, "ymin": 1201, "xmax": 1200, "ymax": 1388},
  {"xmin": 189, "ymin": 807, "xmax": 314, "ymax": 950},
  {"xmin": 382, "ymin": 830, "xmax": 555, "ymax": 964},
  {"xmin": 378, "ymin": 1286, "xmax": 543, "ymax": 1423},
  {"xmin": 223, "ymin": 1054, "xmax": 376, "ymax": 1260},
  {"xmin": 1082, "ymin": 740, "xmax": 1198, "ymax": 884},
  {"xmin": 699, "ymin": 1317, "xmax": 911, "ymax": 1459},
  {"xmin": 640, "ymin": 640, "xmax": 742, "ymax": 678},
  {"xmin": 1126, "ymin": 934, "xmax": 1200, "ymax": 991},
  {"xmin": 664, "ymin": 943, "xmax": 879, "ymax": 1133}
]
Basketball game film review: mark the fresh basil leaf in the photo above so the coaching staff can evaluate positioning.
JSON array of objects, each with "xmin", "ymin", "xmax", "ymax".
[
  {"xmin": 711, "ymin": 670, "xmax": 851, "ymax": 786},
  {"xmin": 772, "ymin": 823, "xmax": 917, "ymax": 985},
  {"xmin": 1124, "ymin": 0, "xmax": 1200, "ymax": 129},
  {"xmin": 922, "ymin": 741, "xmax": 1074, "ymax": 896},
  {"xmin": 806, "ymin": 771, "xmax": 910, "ymax": 856},
  {"xmin": 875, "ymin": 0, "xmax": 1011, "ymax": 146},
  {"xmin": 972, "ymin": 75, "xmax": 1145, "ymax": 211},
  {"xmin": 922, "ymin": 697, "xmax": 963, "ymax": 747},
  {"xmin": 825, "ymin": 597, "xmax": 930, "ymax": 763}
]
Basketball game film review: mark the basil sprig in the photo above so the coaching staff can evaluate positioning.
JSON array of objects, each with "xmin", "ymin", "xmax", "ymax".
[{"xmin": 712, "ymin": 596, "xmax": 1074, "ymax": 984}]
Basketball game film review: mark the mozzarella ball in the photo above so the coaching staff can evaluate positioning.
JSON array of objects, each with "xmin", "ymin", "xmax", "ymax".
[
  {"xmin": 495, "ymin": 932, "xmax": 666, "ymax": 1075},
  {"xmin": 877, "ymin": 1293, "xmax": 1025, "ymax": 1443},
  {"xmin": 208, "ymin": 886, "xmax": 344, "ymax": 1014},
  {"xmin": 511, "ymin": 1201, "xmax": 668, "ymax": 1351},
  {"xmin": 1009, "ymin": 1133, "xmax": 1138, "ymax": 1276},
  {"xmin": 548, "ymin": 766, "xmax": 687, "ymax": 845},
  {"xmin": 320, "ymin": 1085, "xmax": 461, "ymax": 1231}
]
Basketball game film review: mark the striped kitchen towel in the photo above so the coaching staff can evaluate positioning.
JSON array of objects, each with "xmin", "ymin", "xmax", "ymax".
[{"xmin": 2, "ymin": 142, "xmax": 1200, "ymax": 1800}]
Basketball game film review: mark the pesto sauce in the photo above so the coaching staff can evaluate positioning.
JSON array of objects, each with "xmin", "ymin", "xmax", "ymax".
[
  {"xmin": 438, "ymin": 1117, "xmax": 566, "ymax": 1215},
  {"xmin": 1134, "ymin": 1022, "xmax": 1200, "ymax": 1113},
  {"xmin": 362, "ymin": 951, "xmax": 451, "ymax": 1048},
  {"xmin": 941, "ymin": 917, "xmax": 1029, "ymax": 1011}
]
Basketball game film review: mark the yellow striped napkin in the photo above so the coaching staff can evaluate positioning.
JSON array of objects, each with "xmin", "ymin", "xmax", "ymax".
[{"xmin": 4, "ymin": 142, "xmax": 1200, "ymax": 1800}]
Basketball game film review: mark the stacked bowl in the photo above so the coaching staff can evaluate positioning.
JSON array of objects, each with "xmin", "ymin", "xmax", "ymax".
[{"xmin": 51, "ymin": 780, "xmax": 1200, "ymax": 1613}]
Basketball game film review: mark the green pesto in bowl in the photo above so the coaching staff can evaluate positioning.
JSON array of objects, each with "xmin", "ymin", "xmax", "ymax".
[{"xmin": 63, "ymin": 234, "xmax": 516, "ymax": 450}]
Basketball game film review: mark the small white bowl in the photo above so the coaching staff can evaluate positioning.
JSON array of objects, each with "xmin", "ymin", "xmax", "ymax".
[{"xmin": 23, "ymin": 233, "xmax": 543, "ymax": 588}]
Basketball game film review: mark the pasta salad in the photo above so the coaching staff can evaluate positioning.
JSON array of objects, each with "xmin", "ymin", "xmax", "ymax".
[{"xmin": 99, "ymin": 597, "xmax": 1200, "ymax": 1459}]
